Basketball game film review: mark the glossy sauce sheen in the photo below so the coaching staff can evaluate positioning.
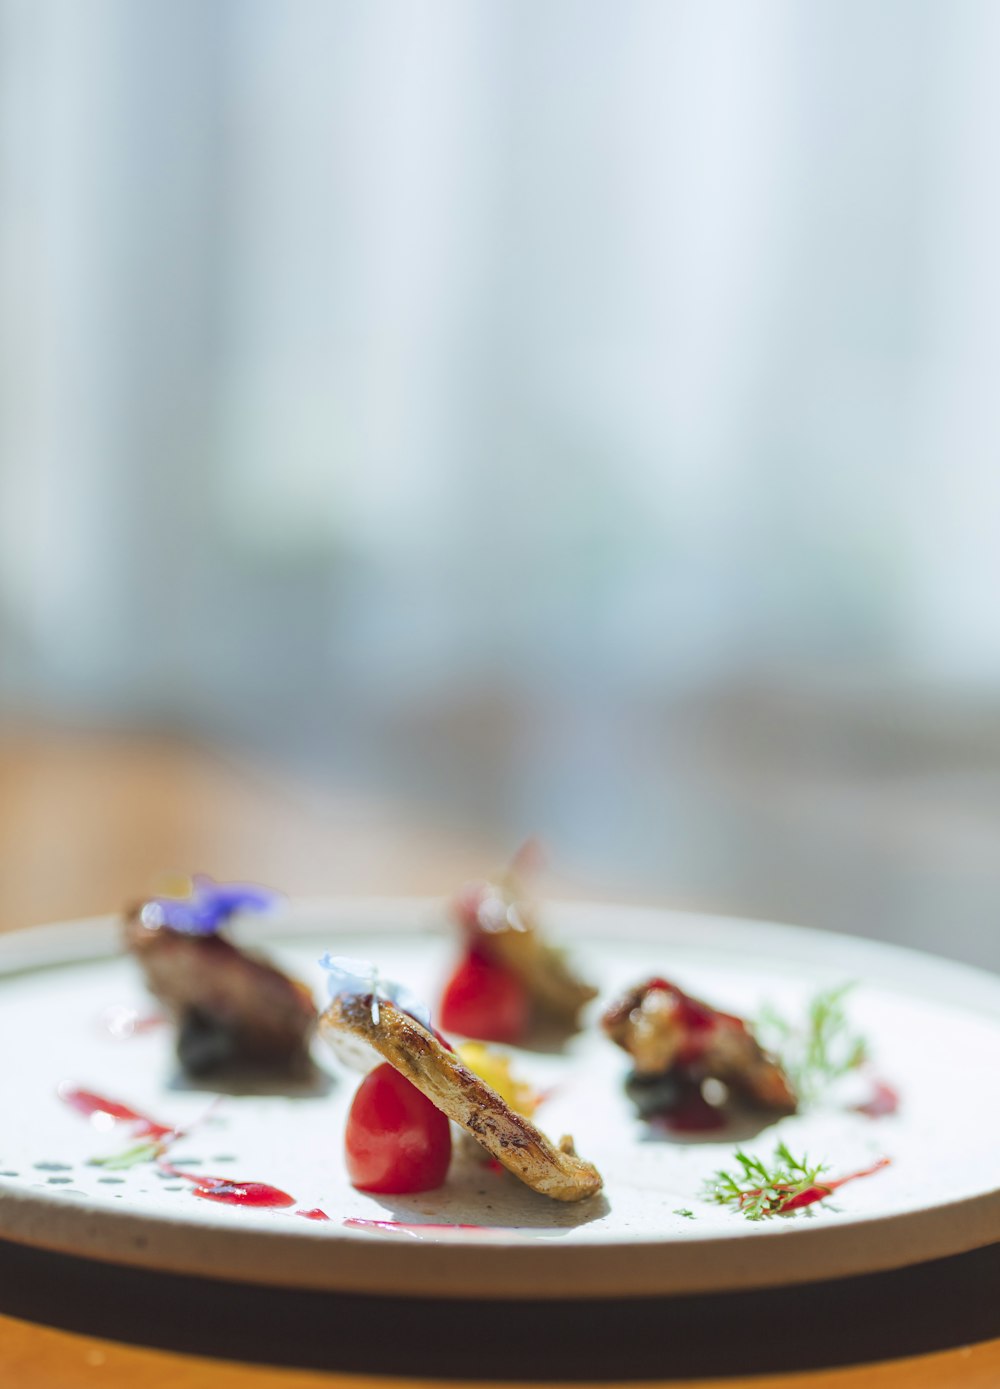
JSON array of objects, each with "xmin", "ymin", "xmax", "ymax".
[
  {"xmin": 781, "ymin": 1157, "xmax": 892, "ymax": 1212},
  {"xmin": 855, "ymin": 1079, "xmax": 901, "ymax": 1118},
  {"xmin": 344, "ymin": 1218, "xmax": 491, "ymax": 1236},
  {"xmin": 62, "ymin": 1089, "xmax": 303, "ymax": 1212},
  {"xmin": 58, "ymin": 1087, "xmax": 175, "ymax": 1140},
  {"xmin": 159, "ymin": 1163, "xmax": 295, "ymax": 1209}
]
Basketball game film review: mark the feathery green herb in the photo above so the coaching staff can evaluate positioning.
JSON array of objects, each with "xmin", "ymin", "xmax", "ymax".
[
  {"xmin": 757, "ymin": 982, "xmax": 867, "ymax": 1102},
  {"xmin": 703, "ymin": 1142, "xmax": 829, "ymax": 1220},
  {"xmin": 89, "ymin": 1139, "xmax": 164, "ymax": 1170}
]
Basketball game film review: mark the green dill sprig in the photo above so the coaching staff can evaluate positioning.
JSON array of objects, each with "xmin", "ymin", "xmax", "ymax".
[
  {"xmin": 89, "ymin": 1139, "xmax": 165, "ymax": 1171},
  {"xmin": 673, "ymin": 1208, "xmax": 695, "ymax": 1219},
  {"xmin": 703, "ymin": 1142, "xmax": 829, "ymax": 1220},
  {"xmin": 757, "ymin": 982, "xmax": 867, "ymax": 1103}
]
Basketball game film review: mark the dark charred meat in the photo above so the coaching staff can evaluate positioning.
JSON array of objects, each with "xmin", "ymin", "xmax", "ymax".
[{"xmin": 124, "ymin": 878, "xmax": 315, "ymax": 1076}]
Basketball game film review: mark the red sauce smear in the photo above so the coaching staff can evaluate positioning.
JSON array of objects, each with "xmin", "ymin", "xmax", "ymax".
[
  {"xmin": 855, "ymin": 1079, "xmax": 900, "ymax": 1118},
  {"xmin": 158, "ymin": 1161, "xmax": 295, "ymax": 1209},
  {"xmin": 58, "ymin": 1086, "xmax": 175, "ymax": 1141},
  {"xmin": 131, "ymin": 1014, "xmax": 168, "ymax": 1034},
  {"xmin": 63, "ymin": 1089, "xmax": 302, "ymax": 1212},
  {"xmin": 748, "ymin": 1156, "xmax": 892, "ymax": 1214},
  {"xmin": 297, "ymin": 1208, "xmax": 331, "ymax": 1221},
  {"xmin": 344, "ymin": 1218, "xmax": 491, "ymax": 1236}
]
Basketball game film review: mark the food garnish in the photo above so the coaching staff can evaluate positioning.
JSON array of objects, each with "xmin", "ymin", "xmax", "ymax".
[
  {"xmin": 757, "ymin": 984, "xmax": 867, "ymax": 1104},
  {"xmin": 136, "ymin": 876, "xmax": 279, "ymax": 935},
  {"xmin": 704, "ymin": 1142, "xmax": 889, "ymax": 1220},
  {"xmin": 456, "ymin": 1042, "xmax": 542, "ymax": 1117}
]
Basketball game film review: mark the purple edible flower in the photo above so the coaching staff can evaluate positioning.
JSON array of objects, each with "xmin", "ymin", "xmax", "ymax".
[{"xmin": 139, "ymin": 874, "xmax": 280, "ymax": 936}]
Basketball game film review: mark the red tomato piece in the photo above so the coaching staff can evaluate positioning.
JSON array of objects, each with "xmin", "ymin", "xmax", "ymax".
[
  {"xmin": 439, "ymin": 949, "xmax": 529, "ymax": 1043},
  {"xmin": 345, "ymin": 1063, "xmax": 452, "ymax": 1194}
]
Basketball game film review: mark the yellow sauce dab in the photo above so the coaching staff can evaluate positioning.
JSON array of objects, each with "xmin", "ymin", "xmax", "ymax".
[{"xmin": 457, "ymin": 1042, "xmax": 541, "ymax": 1117}]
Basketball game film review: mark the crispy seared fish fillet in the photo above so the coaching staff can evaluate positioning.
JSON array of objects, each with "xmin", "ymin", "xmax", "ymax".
[
  {"xmin": 321, "ymin": 993, "xmax": 602, "ymax": 1202},
  {"xmin": 124, "ymin": 907, "xmax": 315, "ymax": 1074},
  {"xmin": 603, "ymin": 979, "xmax": 796, "ymax": 1113},
  {"xmin": 456, "ymin": 880, "xmax": 597, "ymax": 1028}
]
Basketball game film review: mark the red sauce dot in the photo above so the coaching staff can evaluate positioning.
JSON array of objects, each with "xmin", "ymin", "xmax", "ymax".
[{"xmin": 191, "ymin": 1177, "xmax": 295, "ymax": 1208}]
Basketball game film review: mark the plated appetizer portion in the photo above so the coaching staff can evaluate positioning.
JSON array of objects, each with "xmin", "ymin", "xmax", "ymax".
[
  {"xmin": 320, "ymin": 957, "xmax": 602, "ymax": 1202},
  {"xmin": 124, "ymin": 876, "xmax": 315, "ymax": 1076},
  {"xmin": 441, "ymin": 843, "xmax": 597, "ymax": 1043},
  {"xmin": 602, "ymin": 977, "xmax": 797, "ymax": 1125}
]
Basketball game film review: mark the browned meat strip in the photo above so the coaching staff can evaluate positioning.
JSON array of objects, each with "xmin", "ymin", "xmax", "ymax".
[{"xmin": 321, "ymin": 992, "xmax": 603, "ymax": 1202}]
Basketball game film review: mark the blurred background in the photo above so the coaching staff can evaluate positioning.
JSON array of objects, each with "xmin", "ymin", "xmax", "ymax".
[{"xmin": 1, "ymin": 0, "xmax": 999, "ymax": 967}]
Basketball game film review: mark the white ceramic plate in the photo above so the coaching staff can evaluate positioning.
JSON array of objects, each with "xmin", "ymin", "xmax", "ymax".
[{"xmin": 0, "ymin": 899, "xmax": 997, "ymax": 1299}]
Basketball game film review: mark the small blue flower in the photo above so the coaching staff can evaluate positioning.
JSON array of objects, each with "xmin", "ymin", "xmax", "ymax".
[
  {"xmin": 140, "ymin": 875, "xmax": 279, "ymax": 936},
  {"xmin": 318, "ymin": 954, "xmax": 431, "ymax": 1029}
]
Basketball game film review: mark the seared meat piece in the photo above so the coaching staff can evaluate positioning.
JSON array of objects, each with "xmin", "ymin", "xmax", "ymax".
[
  {"xmin": 602, "ymin": 978, "xmax": 797, "ymax": 1114},
  {"xmin": 451, "ymin": 850, "xmax": 597, "ymax": 1031},
  {"xmin": 321, "ymin": 991, "xmax": 603, "ymax": 1202},
  {"xmin": 124, "ymin": 878, "xmax": 315, "ymax": 1075}
]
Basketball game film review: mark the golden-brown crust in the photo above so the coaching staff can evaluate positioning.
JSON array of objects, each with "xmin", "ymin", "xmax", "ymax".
[{"xmin": 320, "ymin": 994, "xmax": 603, "ymax": 1202}]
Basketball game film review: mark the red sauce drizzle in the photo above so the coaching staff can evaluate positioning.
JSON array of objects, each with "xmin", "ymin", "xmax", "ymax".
[
  {"xmin": 62, "ymin": 1087, "xmax": 305, "ymax": 1213},
  {"xmin": 855, "ymin": 1079, "xmax": 900, "ymax": 1118},
  {"xmin": 344, "ymin": 1218, "xmax": 490, "ymax": 1236},
  {"xmin": 58, "ymin": 1086, "xmax": 175, "ymax": 1141},
  {"xmin": 192, "ymin": 1179, "xmax": 296, "ymax": 1209},
  {"xmin": 158, "ymin": 1161, "xmax": 295, "ymax": 1209},
  {"xmin": 776, "ymin": 1156, "xmax": 891, "ymax": 1213},
  {"xmin": 131, "ymin": 1014, "xmax": 168, "ymax": 1034}
]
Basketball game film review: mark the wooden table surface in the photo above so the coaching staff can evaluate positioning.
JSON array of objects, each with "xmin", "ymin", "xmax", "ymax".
[{"xmin": 1, "ymin": 725, "xmax": 997, "ymax": 1389}]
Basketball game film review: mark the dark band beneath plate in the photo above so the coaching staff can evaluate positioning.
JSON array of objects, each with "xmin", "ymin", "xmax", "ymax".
[{"xmin": 0, "ymin": 1234, "xmax": 997, "ymax": 1380}]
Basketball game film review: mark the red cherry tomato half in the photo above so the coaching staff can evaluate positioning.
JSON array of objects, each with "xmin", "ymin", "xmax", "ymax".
[
  {"xmin": 439, "ymin": 949, "xmax": 530, "ymax": 1043},
  {"xmin": 345, "ymin": 1063, "xmax": 452, "ymax": 1194}
]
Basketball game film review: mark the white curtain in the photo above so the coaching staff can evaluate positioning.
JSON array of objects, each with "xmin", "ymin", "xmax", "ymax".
[{"xmin": 2, "ymin": 0, "xmax": 1000, "ymax": 723}]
